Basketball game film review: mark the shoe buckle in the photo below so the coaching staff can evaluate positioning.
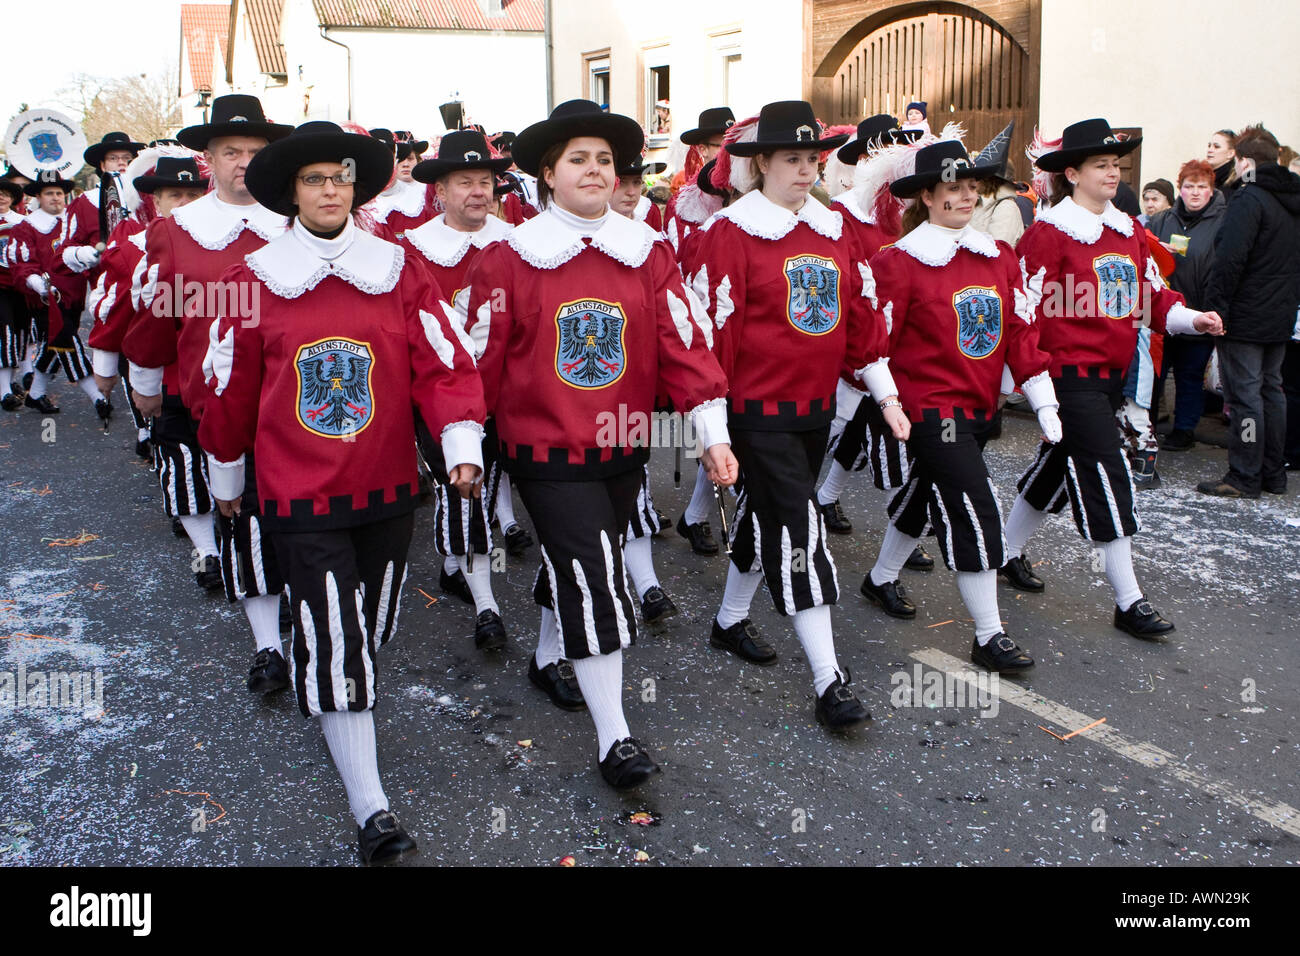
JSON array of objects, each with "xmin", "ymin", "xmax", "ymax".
[
  {"xmin": 611, "ymin": 740, "xmax": 640, "ymax": 762},
  {"xmin": 832, "ymin": 684, "xmax": 854, "ymax": 703},
  {"xmin": 372, "ymin": 811, "xmax": 398, "ymax": 834},
  {"xmin": 994, "ymin": 636, "xmax": 1016, "ymax": 652},
  {"xmin": 555, "ymin": 661, "xmax": 575, "ymax": 681},
  {"xmin": 1134, "ymin": 601, "xmax": 1154, "ymax": 617}
]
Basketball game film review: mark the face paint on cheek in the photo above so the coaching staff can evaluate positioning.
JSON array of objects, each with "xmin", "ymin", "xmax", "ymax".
[{"xmin": 943, "ymin": 201, "xmax": 953, "ymax": 211}]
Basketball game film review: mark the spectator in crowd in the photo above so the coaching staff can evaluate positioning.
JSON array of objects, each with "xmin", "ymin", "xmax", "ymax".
[
  {"xmin": 1286, "ymin": 309, "xmax": 1300, "ymax": 470},
  {"xmin": 1112, "ymin": 178, "xmax": 1141, "ymax": 216},
  {"xmin": 1140, "ymin": 178, "xmax": 1174, "ymax": 224},
  {"xmin": 1206, "ymin": 129, "xmax": 1238, "ymax": 191},
  {"xmin": 970, "ymin": 134, "xmax": 1027, "ymax": 245},
  {"xmin": 1148, "ymin": 159, "xmax": 1228, "ymax": 452},
  {"xmin": 1199, "ymin": 125, "xmax": 1300, "ymax": 497}
]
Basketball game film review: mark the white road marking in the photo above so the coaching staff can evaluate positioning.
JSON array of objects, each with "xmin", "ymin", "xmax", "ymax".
[{"xmin": 910, "ymin": 648, "xmax": 1300, "ymax": 839}]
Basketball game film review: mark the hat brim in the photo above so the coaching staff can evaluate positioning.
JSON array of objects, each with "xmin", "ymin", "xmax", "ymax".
[
  {"xmin": 177, "ymin": 121, "xmax": 295, "ymax": 152},
  {"xmin": 512, "ymin": 112, "xmax": 644, "ymax": 177},
  {"xmin": 412, "ymin": 155, "xmax": 513, "ymax": 184},
  {"xmin": 889, "ymin": 160, "xmax": 1003, "ymax": 199},
  {"xmin": 133, "ymin": 175, "xmax": 210, "ymax": 195},
  {"xmin": 24, "ymin": 179, "xmax": 74, "ymax": 196},
  {"xmin": 726, "ymin": 133, "xmax": 849, "ymax": 157},
  {"xmin": 1034, "ymin": 137, "xmax": 1142, "ymax": 172},
  {"xmin": 620, "ymin": 161, "xmax": 667, "ymax": 178},
  {"xmin": 84, "ymin": 141, "xmax": 146, "ymax": 167},
  {"xmin": 680, "ymin": 126, "xmax": 731, "ymax": 145},
  {"xmin": 243, "ymin": 130, "xmax": 395, "ymax": 216},
  {"xmin": 397, "ymin": 141, "xmax": 429, "ymax": 161},
  {"xmin": 0, "ymin": 180, "xmax": 24, "ymax": 202}
]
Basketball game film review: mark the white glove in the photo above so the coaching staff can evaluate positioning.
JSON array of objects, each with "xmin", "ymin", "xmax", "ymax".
[
  {"xmin": 1036, "ymin": 405, "xmax": 1063, "ymax": 444},
  {"xmin": 26, "ymin": 273, "xmax": 49, "ymax": 297},
  {"xmin": 63, "ymin": 246, "xmax": 101, "ymax": 271}
]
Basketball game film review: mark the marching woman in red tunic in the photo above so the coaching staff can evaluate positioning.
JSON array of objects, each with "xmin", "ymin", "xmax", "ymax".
[
  {"xmin": 464, "ymin": 100, "xmax": 736, "ymax": 788},
  {"xmin": 199, "ymin": 122, "xmax": 486, "ymax": 863},
  {"xmin": 1004, "ymin": 119, "xmax": 1223, "ymax": 640},
  {"xmin": 857, "ymin": 140, "xmax": 1058, "ymax": 671},
  {"xmin": 692, "ymin": 100, "xmax": 891, "ymax": 729},
  {"xmin": 0, "ymin": 178, "xmax": 31, "ymax": 410}
]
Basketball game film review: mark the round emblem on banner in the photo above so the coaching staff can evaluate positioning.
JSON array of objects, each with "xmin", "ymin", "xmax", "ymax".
[{"xmin": 3, "ymin": 108, "xmax": 88, "ymax": 179}]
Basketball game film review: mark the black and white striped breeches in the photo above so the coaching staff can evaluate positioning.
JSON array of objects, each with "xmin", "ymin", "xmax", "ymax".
[
  {"xmin": 216, "ymin": 453, "xmax": 284, "ymax": 603},
  {"xmin": 729, "ymin": 425, "xmax": 840, "ymax": 616},
  {"xmin": 0, "ymin": 289, "xmax": 30, "ymax": 367},
  {"xmin": 416, "ymin": 414, "xmax": 491, "ymax": 557},
  {"xmin": 515, "ymin": 468, "xmax": 642, "ymax": 660},
  {"xmin": 153, "ymin": 404, "xmax": 211, "ymax": 516},
  {"xmin": 887, "ymin": 414, "xmax": 1007, "ymax": 573},
  {"xmin": 33, "ymin": 306, "xmax": 92, "ymax": 382},
  {"xmin": 827, "ymin": 397, "xmax": 910, "ymax": 490},
  {"xmin": 1015, "ymin": 382, "xmax": 1139, "ymax": 543},
  {"xmin": 271, "ymin": 510, "xmax": 414, "ymax": 718},
  {"xmin": 625, "ymin": 462, "xmax": 661, "ymax": 540}
]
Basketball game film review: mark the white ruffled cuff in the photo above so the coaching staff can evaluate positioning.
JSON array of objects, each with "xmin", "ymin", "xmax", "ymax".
[
  {"xmin": 1020, "ymin": 370, "xmax": 1058, "ymax": 412},
  {"xmin": 206, "ymin": 453, "xmax": 246, "ymax": 501},
  {"xmin": 62, "ymin": 246, "xmax": 95, "ymax": 273},
  {"xmin": 690, "ymin": 397, "xmax": 730, "ymax": 451},
  {"xmin": 92, "ymin": 349, "xmax": 119, "ymax": 378},
  {"xmin": 127, "ymin": 362, "xmax": 163, "ymax": 396},
  {"xmin": 855, "ymin": 358, "xmax": 898, "ymax": 403},
  {"xmin": 835, "ymin": 376, "xmax": 867, "ymax": 420},
  {"xmin": 1165, "ymin": 303, "xmax": 1201, "ymax": 335},
  {"xmin": 999, "ymin": 363, "xmax": 1015, "ymax": 395},
  {"xmin": 440, "ymin": 421, "xmax": 485, "ymax": 474}
]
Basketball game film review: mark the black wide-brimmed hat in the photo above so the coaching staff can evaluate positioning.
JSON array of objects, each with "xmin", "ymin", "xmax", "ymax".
[
  {"xmin": 836, "ymin": 113, "xmax": 915, "ymax": 164},
  {"xmin": 680, "ymin": 107, "xmax": 736, "ymax": 146},
  {"xmin": 133, "ymin": 156, "xmax": 210, "ymax": 194},
  {"xmin": 512, "ymin": 99, "xmax": 644, "ymax": 177},
  {"xmin": 494, "ymin": 172, "xmax": 518, "ymax": 197},
  {"xmin": 0, "ymin": 179, "xmax": 25, "ymax": 204},
  {"xmin": 490, "ymin": 131, "xmax": 516, "ymax": 155},
  {"xmin": 394, "ymin": 130, "xmax": 428, "ymax": 161},
  {"xmin": 697, "ymin": 159, "xmax": 726, "ymax": 197},
  {"xmin": 413, "ymin": 130, "xmax": 512, "ymax": 183},
  {"xmin": 178, "ymin": 94, "xmax": 293, "ymax": 151},
  {"xmin": 973, "ymin": 120, "xmax": 1015, "ymax": 181},
  {"xmin": 84, "ymin": 131, "xmax": 146, "ymax": 168},
  {"xmin": 24, "ymin": 172, "xmax": 75, "ymax": 196},
  {"xmin": 890, "ymin": 140, "xmax": 1002, "ymax": 198},
  {"xmin": 1034, "ymin": 118, "xmax": 1141, "ymax": 173},
  {"xmin": 618, "ymin": 158, "xmax": 667, "ymax": 178},
  {"xmin": 244, "ymin": 121, "xmax": 395, "ymax": 216},
  {"xmin": 725, "ymin": 101, "xmax": 846, "ymax": 157},
  {"xmin": 149, "ymin": 138, "xmax": 182, "ymax": 148}
]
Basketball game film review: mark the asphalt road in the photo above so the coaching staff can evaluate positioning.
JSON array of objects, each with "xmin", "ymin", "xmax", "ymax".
[{"xmin": 2, "ymin": 391, "xmax": 1297, "ymax": 867}]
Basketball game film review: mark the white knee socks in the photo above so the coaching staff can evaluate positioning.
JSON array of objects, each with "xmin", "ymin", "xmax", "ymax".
[
  {"xmin": 684, "ymin": 465, "xmax": 713, "ymax": 525},
  {"xmin": 179, "ymin": 513, "xmax": 218, "ymax": 558},
  {"xmin": 442, "ymin": 554, "xmax": 457, "ymax": 576},
  {"xmin": 1003, "ymin": 496, "xmax": 1048, "ymax": 557},
  {"xmin": 956, "ymin": 570, "xmax": 1002, "ymax": 643},
  {"xmin": 495, "ymin": 473, "xmax": 518, "ymax": 528},
  {"xmin": 78, "ymin": 377, "xmax": 103, "ymax": 403},
  {"xmin": 242, "ymin": 593, "xmax": 282, "ymax": 653},
  {"xmin": 817, "ymin": 460, "xmax": 849, "ymax": 506},
  {"xmin": 0, "ymin": 368, "xmax": 10, "ymax": 394},
  {"xmin": 27, "ymin": 370, "xmax": 50, "ymax": 399},
  {"xmin": 318, "ymin": 710, "xmax": 388, "ymax": 827},
  {"xmin": 1098, "ymin": 536, "xmax": 1142, "ymax": 610},
  {"xmin": 623, "ymin": 536, "xmax": 659, "ymax": 598},
  {"xmin": 792, "ymin": 605, "xmax": 841, "ymax": 695},
  {"xmin": 449, "ymin": 554, "xmax": 498, "ymax": 614},
  {"xmin": 535, "ymin": 608, "xmax": 562, "ymax": 668},
  {"xmin": 870, "ymin": 523, "xmax": 919, "ymax": 586},
  {"xmin": 570, "ymin": 651, "xmax": 630, "ymax": 760},
  {"xmin": 716, "ymin": 564, "xmax": 764, "ymax": 628}
]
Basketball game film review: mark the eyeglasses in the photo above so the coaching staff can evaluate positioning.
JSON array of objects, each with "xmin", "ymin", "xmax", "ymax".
[{"xmin": 296, "ymin": 173, "xmax": 355, "ymax": 187}]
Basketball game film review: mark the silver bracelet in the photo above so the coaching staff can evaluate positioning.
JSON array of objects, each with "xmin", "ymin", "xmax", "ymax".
[{"xmin": 879, "ymin": 399, "xmax": 902, "ymax": 410}]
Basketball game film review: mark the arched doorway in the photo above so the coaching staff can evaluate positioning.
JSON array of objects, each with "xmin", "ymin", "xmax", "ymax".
[{"xmin": 811, "ymin": 1, "xmax": 1039, "ymax": 185}]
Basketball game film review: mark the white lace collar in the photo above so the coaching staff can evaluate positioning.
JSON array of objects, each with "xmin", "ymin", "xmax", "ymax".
[
  {"xmin": 27, "ymin": 209, "xmax": 60, "ymax": 234},
  {"xmin": 1, "ymin": 210, "xmax": 23, "ymax": 226},
  {"xmin": 373, "ymin": 178, "xmax": 427, "ymax": 221},
  {"xmin": 833, "ymin": 193, "xmax": 875, "ymax": 225},
  {"xmin": 245, "ymin": 217, "xmax": 404, "ymax": 299},
  {"xmin": 633, "ymin": 195, "xmax": 652, "ymax": 222},
  {"xmin": 507, "ymin": 204, "xmax": 656, "ymax": 270},
  {"xmin": 716, "ymin": 189, "xmax": 842, "ymax": 241},
  {"xmin": 172, "ymin": 192, "xmax": 288, "ymax": 251},
  {"xmin": 893, "ymin": 221, "xmax": 999, "ymax": 267},
  {"xmin": 83, "ymin": 187, "xmax": 101, "ymax": 209},
  {"xmin": 404, "ymin": 213, "xmax": 512, "ymax": 267},
  {"xmin": 1036, "ymin": 195, "xmax": 1134, "ymax": 244}
]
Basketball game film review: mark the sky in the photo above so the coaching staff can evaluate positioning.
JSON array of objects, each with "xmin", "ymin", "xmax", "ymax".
[{"xmin": 1, "ymin": 0, "xmax": 187, "ymax": 120}]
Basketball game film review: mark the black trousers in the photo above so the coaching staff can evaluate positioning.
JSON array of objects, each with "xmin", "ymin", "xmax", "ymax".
[
  {"xmin": 828, "ymin": 397, "xmax": 908, "ymax": 489},
  {"xmin": 1016, "ymin": 382, "xmax": 1139, "ymax": 543},
  {"xmin": 515, "ymin": 468, "xmax": 642, "ymax": 660},
  {"xmin": 272, "ymin": 510, "xmax": 415, "ymax": 718},
  {"xmin": 216, "ymin": 452, "xmax": 285, "ymax": 603},
  {"xmin": 888, "ymin": 415, "xmax": 1006, "ymax": 572},
  {"xmin": 730, "ymin": 425, "xmax": 839, "ymax": 616},
  {"xmin": 1217, "ymin": 339, "xmax": 1287, "ymax": 493},
  {"xmin": 33, "ymin": 304, "xmax": 91, "ymax": 382},
  {"xmin": 1284, "ymin": 341, "xmax": 1300, "ymax": 467}
]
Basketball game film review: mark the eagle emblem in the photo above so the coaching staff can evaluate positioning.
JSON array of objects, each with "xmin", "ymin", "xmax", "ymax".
[
  {"xmin": 784, "ymin": 254, "xmax": 840, "ymax": 335},
  {"xmin": 952, "ymin": 286, "xmax": 1003, "ymax": 359},
  {"xmin": 295, "ymin": 337, "xmax": 375, "ymax": 439},
  {"xmin": 555, "ymin": 298, "xmax": 627, "ymax": 389},
  {"xmin": 30, "ymin": 132, "xmax": 63, "ymax": 163},
  {"xmin": 1093, "ymin": 253, "xmax": 1139, "ymax": 320}
]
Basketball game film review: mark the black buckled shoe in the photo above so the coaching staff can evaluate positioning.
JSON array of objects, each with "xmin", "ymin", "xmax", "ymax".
[
  {"xmin": 598, "ymin": 737, "xmax": 660, "ymax": 790},
  {"xmin": 94, "ymin": 397, "xmax": 112, "ymax": 425},
  {"xmin": 358, "ymin": 809, "xmax": 418, "ymax": 866},
  {"xmin": 24, "ymin": 394, "xmax": 58, "ymax": 414},
  {"xmin": 998, "ymin": 553, "xmax": 1044, "ymax": 592},
  {"xmin": 904, "ymin": 544, "xmax": 935, "ymax": 571},
  {"xmin": 439, "ymin": 566, "xmax": 474, "ymax": 604},
  {"xmin": 502, "ymin": 523, "xmax": 533, "ymax": 557},
  {"xmin": 1114, "ymin": 598, "xmax": 1175, "ymax": 641},
  {"xmin": 640, "ymin": 586, "xmax": 678, "ymax": 625},
  {"xmin": 676, "ymin": 514, "xmax": 719, "ymax": 555},
  {"xmin": 247, "ymin": 648, "xmax": 289, "ymax": 694},
  {"xmin": 195, "ymin": 554, "xmax": 223, "ymax": 591},
  {"xmin": 819, "ymin": 500, "xmax": 852, "ymax": 534},
  {"xmin": 171, "ymin": 517, "xmax": 186, "ymax": 538},
  {"xmin": 528, "ymin": 656, "xmax": 586, "ymax": 711},
  {"xmin": 859, "ymin": 574, "xmax": 916, "ymax": 619},
  {"xmin": 815, "ymin": 668, "xmax": 872, "ymax": 731},
  {"xmin": 474, "ymin": 609, "xmax": 507, "ymax": 651},
  {"xmin": 653, "ymin": 508, "xmax": 671, "ymax": 535},
  {"xmin": 709, "ymin": 617, "xmax": 778, "ymax": 665},
  {"xmin": 970, "ymin": 634, "xmax": 1035, "ymax": 673},
  {"xmin": 0, "ymin": 393, "xmax": 20, "ymax": 412},
  {"xmin": 135, "ymin": 437, "xmax": 152, "ymax": 460}
]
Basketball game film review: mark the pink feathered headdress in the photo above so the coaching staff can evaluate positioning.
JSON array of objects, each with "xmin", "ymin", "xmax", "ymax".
[
  {"xmin": 1025, "ymin": 127, "xmax": 1063, "ymax": 205},
  {"xmin": 710, "ymin": 114, "xmax": 760, "ymax": 195}
]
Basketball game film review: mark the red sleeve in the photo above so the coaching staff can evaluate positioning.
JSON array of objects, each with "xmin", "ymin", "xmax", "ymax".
[
  {"xmin": 650, "ymin": 243, "xmax": 728, "ymax": 412},
  {"xmin": 1000, "ymin": 246, "xmax": 1051, "ymax": 385},
  {"xmin": 841, "ymin": 243, "xmax": 890, "ymax": 385},
  {"xmin": 65, "ymin": 195, "xmax": 100, "ymax": 250},
  {"xmin": 121, "ymin": 219, "xmax": 179, "ymax": 370},
  {"xmin": 693, "ymin": 220, "xmax": 748, "ymax": 378},
  {"xmin": 463, "ymin": 243, "xmax": 513, "ymax": 415},
  {"xmin": 86, "ymin": 235, "xmax": 140, "ymax": 353},
  {"xmin": 872, "ymin": 248, "xmax": 913, "ymax": 358},
  {"xmin": 645, "ymin": 202, "xmax": 663, "ymax": 232},
  {"xmin": 6, "ymin": 222, "xmax": 38, "ymax": 291},
  {"xmin": 196, "ymin": 264, "xmax": 263, "ymax": 463},
  {"xmin": 402, "ymin": 263, "xmax": 486, "ymax": 440},
  {"xmin": 1136, "ymin": 225, "xmax": 1188, "ymax": 336},
  {"xmin": 1013, "ymin": 222, "xmax": 1058, "ymax": 344}
]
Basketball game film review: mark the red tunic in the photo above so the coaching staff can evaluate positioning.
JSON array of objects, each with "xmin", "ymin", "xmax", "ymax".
[
  {"xmin": 372, "ymin": 180, "xmax": 438, "ymax": 239},
  {"xmin": 0, "ymin": 210, "xmax": 24, "ymax": 291},
  {"xmin": 399, "ymin": 213, "xmax": 512, "ymax": 319},
  {"xmin": 867, "ymin": 222, "xmax": 1050, "ymax": 421},
  {"xmin": 499, "ymin": 192, "xmax": 537, "ymax": 225},
  {"xmin": 197, "ymin": 220, "xmax": 485, "ymax": 532},
  {"xmin": 7, "ymin": 210, "xmax": 84, "ymax": 308},
  {"xmin": 122, "ymin": 193, "xmax": 287, "ymax": 418},
  {"xmin": 634, "ymin": 196, "xmax": 663, "ymax": 232},
  {"xmin": 691, "ymin": 189, "xmax": 887, "ymax": 431},
  {"xmin": 463, "ymin": 207, "xmax": 728, "ymax": 480},
  {"xmin": 1015, "ymin": 197, "xmax": 1193, "ymax": 382},
  {"xmin": 86, "ymin": 218, "xmax": 146, "ymax": 369}
]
